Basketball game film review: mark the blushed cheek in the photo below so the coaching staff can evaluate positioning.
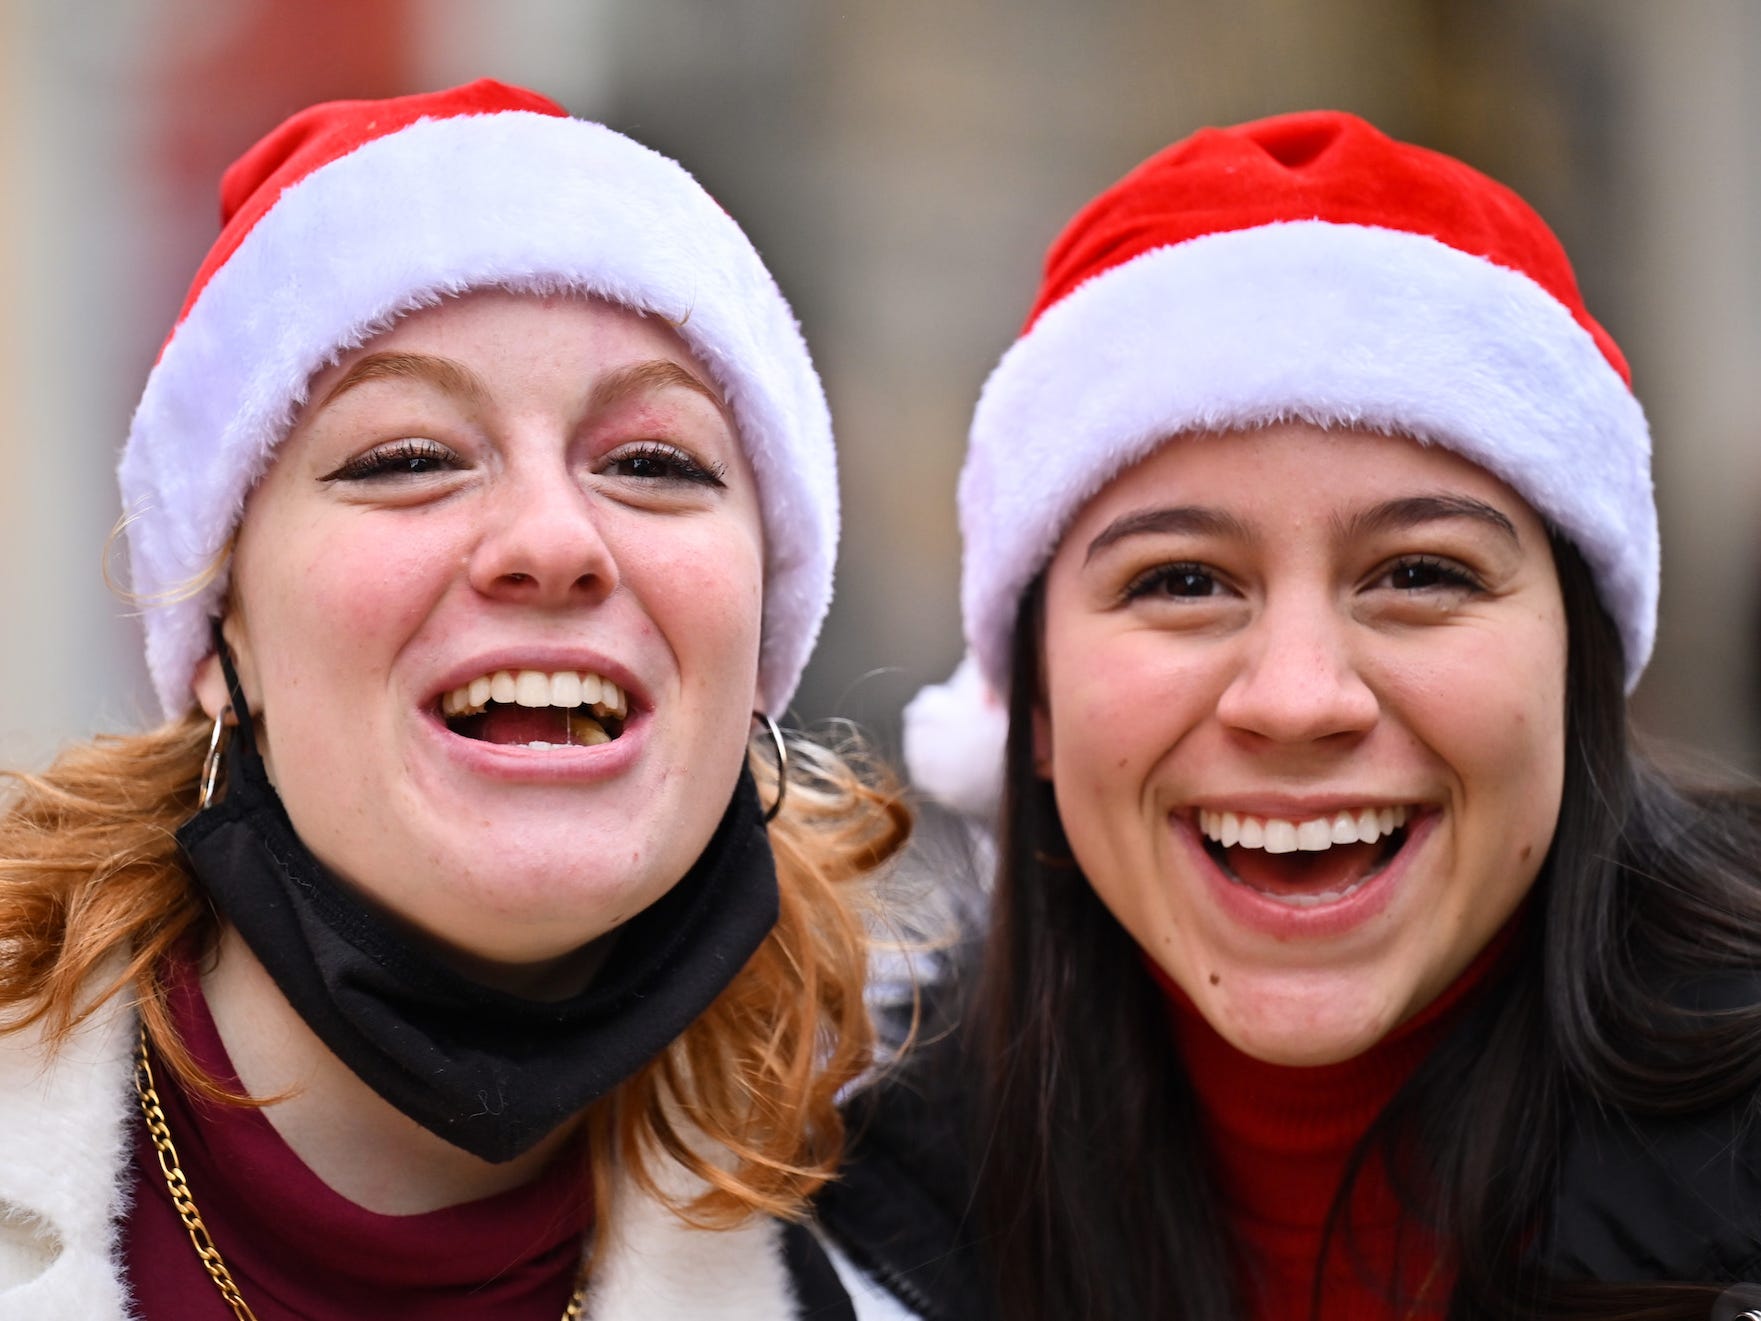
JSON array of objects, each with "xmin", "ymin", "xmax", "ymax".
[{"xmin": 649, "ymin": 542, "xmax": 765, "ymax": 699}]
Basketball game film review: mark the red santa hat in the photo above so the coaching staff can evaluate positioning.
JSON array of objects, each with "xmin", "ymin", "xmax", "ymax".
[
  {"xmin": 120, "ymin": 79, "xmax": 836, "ymax": 718},
  {"xmin": 907, "ymin": 109, "xmax": 1655, "ymax": 817}
]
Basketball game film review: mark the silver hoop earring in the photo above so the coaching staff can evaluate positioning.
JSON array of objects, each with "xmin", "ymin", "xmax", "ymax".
[
  {"xmin": 752, "ymin": 711, "xmax": 787, "ymax": 824},
  {"xmin": 199, "ymin": 710, "xmax": 229, "ymax": 811}
]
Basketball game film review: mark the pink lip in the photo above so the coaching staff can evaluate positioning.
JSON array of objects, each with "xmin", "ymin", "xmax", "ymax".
[
  {"xmin": 1173, "ymin": 808, "xmax": 1439, "ymax": 941},
  {"xmin": 419, "ymin": 703, "xmax": 647, "ymax": 784},
  {"xmin": 419, "ymin": 646, "xmax": 653, "ymax": 785}
]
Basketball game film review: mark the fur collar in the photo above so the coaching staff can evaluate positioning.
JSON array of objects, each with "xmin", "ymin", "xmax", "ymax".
[{"xmin": 0, "ymin": 994, "xmax": 802, "ymax": 1319}]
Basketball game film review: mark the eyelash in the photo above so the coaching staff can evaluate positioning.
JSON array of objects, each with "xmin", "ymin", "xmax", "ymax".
[
  {"xmin": 603, "ymin": 442, "xmax": 727, "ymax": 488},
  {"xmin": 1121, "ymin": 561, "xmax": 1225, "ymax": 602},
  {"xmin": 1378, "ymin": 555, "xmax": 1483, "ymax": 594},
  {"xmin": 322, "ymin": 438, "xmax": 458, "ymax": 482},
  {"xmin": 1118, "ymin": 555, "xmax": 1484, "ymax": 603}
]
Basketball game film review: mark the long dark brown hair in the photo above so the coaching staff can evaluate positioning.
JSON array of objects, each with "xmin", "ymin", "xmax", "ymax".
[{"xmin": 968, "ymin": 535, "xmax": 1761, "ymax": 1320}]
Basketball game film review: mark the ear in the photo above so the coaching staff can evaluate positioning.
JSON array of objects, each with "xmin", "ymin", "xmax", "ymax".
[
  {"xmin": 191, "ymin": 651, "xmax": 230, "ymax": 722},
  {"xmin": 189, "ymin": 614, "xmax": 253, "ymax": 722},
  {"xmin": 1030, "ymin": 698, "xmax": 1054, "ymax": 780}
]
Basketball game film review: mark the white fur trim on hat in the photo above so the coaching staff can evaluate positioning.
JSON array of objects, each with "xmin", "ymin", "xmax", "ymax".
[
  {"xmin": 901, "ymin": 653, "xmax": 1009, "ymax": 820},
  {"xmin": 959, "ymin": 219, "xmax": 1656, "ymax": 697},
  {"xmin": 120, "ymin": 110, "xmax": 835, "ymax": 717}
]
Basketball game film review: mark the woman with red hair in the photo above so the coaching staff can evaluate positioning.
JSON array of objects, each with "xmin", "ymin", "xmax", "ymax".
[{"xmin": 0, "ymin": 81, "xmax": 906, "ymax": 1319}]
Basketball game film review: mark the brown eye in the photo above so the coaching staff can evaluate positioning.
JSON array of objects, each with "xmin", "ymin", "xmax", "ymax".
[
  {"xmin": 1125, "ymin": 562, "xmax": 1223, "ymax": 601},
  {"xmin": 1385, "ymin": 557, "xmax": 1479, "ymax": 592},
  {"xmin": 323, "ymin": 439, "xmax": 459, "ymax": 482},
  {"xmin": 602, "ymin": 443, "xmax": 727, "ymax": 487}
]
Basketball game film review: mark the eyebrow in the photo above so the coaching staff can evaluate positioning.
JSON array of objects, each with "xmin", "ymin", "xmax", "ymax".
[
  {"xmin": 317, "ymin": 353, "xmax": 729, "ymax": 420},
  {"xmin": 1084, "ymin": 506, "xmax": 1255, "ymax": 565},
  {"xmin": 1082, "ymin": 493, "xmax": 1520, "ymax": 567},
  {"xmin": 1336, "ymin": 494, "xmax": 1520, "ymax": 545},
  {"xmin": 588, "ymin": 359, "xmax": 729, "ymax": 417},
  {"xmin": 318, "ymin": 352, "xmax": 490, "ymax": 409}
]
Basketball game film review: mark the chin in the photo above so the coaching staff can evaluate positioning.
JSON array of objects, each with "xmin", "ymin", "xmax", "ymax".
[{"xmin": 1203, "ymin": 970, "xmax": 1406, "ymax": 1067}]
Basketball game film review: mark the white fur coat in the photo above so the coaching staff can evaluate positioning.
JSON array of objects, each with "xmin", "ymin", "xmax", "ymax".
[{"xmin": 0, "ymin": 995, "xmax": 907, "ymax": 1319}]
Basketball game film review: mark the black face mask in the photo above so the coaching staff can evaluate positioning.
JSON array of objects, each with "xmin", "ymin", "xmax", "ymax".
[{"xmin": 175, "ymin": 653, "xmax": 779, "ymax": 1164}]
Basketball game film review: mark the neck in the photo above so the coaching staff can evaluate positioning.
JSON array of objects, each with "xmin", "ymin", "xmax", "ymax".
[
  {"xmin": 202, "ymin": 924, "xmax": 582, "ymax": 1214},
  {"xmin": 1161, "ymin": 918, "xmax": 1521, "ymax": 1233}
]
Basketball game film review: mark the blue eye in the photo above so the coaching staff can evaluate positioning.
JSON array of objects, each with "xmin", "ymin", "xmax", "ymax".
[
  {"xmin": 323, "ymin": 439, "xmax": 459, "ymax": 482},
  {"xmin": 1124, "ymin": 562, "xmax": 1223, "ymax": 601},
  {"xmin": 603, "ymin": 443, "xmax": 727, "ymax": 487}
]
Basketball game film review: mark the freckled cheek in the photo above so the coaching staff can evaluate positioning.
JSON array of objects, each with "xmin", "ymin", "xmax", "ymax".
[
  {"xmin": 244, "ymin": 523, "xmax": 453, "ymax": 703},
  {"xmin": 626, "ymin": 536, "xmax": 765, "ymax": 689},
  {"xmin": 299, "ymin": 543, "xmax": 450, "ymax": 642}
]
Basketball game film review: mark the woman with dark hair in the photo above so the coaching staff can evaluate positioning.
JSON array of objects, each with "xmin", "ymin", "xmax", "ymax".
[
  {"xmin": 0, "ymin": 81, "xmax": 910, "ymax": 1318},
  {"xmin": 820, "ymin": 111, "xmax": 1761, "ymax": 1320}
]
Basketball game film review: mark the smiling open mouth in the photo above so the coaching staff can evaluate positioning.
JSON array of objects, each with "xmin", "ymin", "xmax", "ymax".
[
  {"xmin": 1197, "ymin": 806, "xmax": 1414, "ymax": 907},
  {"xmin": 440, "ymin": 669, "xmax": 628, "ymax": 748}
]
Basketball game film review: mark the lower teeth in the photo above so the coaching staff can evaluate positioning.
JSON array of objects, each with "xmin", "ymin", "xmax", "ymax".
[{"xmin": 1245, "ymin": 875, "xmax": 1374, "ymax": 907}]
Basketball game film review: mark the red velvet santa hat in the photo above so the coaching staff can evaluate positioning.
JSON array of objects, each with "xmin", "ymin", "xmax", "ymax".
[
  {"xmin": 120, "ymin": 80, "xmax": 836, "ymax": 718},
  {"xmin": 907, "ymin": 110, "xmax": 1655, "ymax": 816}
]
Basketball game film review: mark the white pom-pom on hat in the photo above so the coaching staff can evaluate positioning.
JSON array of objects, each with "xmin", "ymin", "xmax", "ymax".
[{"xmin": 901, "ymin": 654, "xmax": 1009, "ymax": 821}]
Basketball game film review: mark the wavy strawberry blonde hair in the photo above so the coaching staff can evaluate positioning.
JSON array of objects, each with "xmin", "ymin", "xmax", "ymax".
[{"xmin": 0, "ymin": 708, "xmax": 908, "ymax": 1243}]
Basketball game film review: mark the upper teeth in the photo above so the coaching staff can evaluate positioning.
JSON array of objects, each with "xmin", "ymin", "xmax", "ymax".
[
  {"xmin": 440, "ymin": 670, "xmax": 627, "ymax": 719},
  {"xmin": 1197, "ymin": 806, "xmax": 1412, "ymax": 854}
]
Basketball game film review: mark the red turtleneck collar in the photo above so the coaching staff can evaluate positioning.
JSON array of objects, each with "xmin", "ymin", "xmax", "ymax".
[
  {"xmin": 1154, "ymin": 920, "xmax": 1519, "ymax": 1319},
  {"xmin": 122, "ymin": 947, "xmax": 592, "ymax": 1319}
]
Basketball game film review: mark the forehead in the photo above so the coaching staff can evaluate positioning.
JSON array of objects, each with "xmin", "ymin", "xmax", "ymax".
[
  {"xmin": 1063, "ymin": 422, "xmax": 1544, "ymax": 540},
  {"xmin": 308, "ymin": 287, "xmax": 702, "ymax": 392}
]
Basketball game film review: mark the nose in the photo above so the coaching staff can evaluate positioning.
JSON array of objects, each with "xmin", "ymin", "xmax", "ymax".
[
  {"xmin": 467, "ymin": 459, "xmax": 618, "ymax": 606},
  {"xmin": 1213, "ymin": 594, "xmax": 1378, "ymax": 746}
]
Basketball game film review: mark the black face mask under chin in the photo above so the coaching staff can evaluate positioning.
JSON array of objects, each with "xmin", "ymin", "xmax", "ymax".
[{"xmin": 175, "ymin": 664, "xmax": 779, "ymax": 1165}]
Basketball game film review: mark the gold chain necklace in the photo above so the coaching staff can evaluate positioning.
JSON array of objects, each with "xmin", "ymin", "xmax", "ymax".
[{"xmin": 133, "ymin": 1024, "xmax": 588, "ymax": 1321}]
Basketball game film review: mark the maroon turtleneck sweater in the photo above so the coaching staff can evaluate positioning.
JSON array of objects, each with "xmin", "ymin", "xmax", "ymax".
[
  {"xmin": 122, "ymin": 953, "xmax": 591, "ymax": 1319},
  {"xmin": 1157, "ymin": 931, "xmax": 1515, "ymax": 1320}
]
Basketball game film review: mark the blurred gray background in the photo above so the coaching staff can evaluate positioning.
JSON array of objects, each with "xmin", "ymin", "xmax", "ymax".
[{"xmin": 5, "ymin": 0, "xmax": 1760, "ymax": 779}]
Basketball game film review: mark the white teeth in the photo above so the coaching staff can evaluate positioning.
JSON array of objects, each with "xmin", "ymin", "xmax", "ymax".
[
  {"xmin": 515, "ymin": 670, "xmax": 550, "ymax": 707},
  {"xmin": 439, "ymin": 669, "xmax": 631, "ymax": 722},
  {"xmin": 1269, "ymin": 878, "xmax": 1374, "ymax": 907},
  {"xmin": 1198, "ymin": 805, "xmax": 1417, "ymax": 853},
  {"xmin": 1357, "ymin": 809, "xmax": 1380, "ymax": 843}
]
